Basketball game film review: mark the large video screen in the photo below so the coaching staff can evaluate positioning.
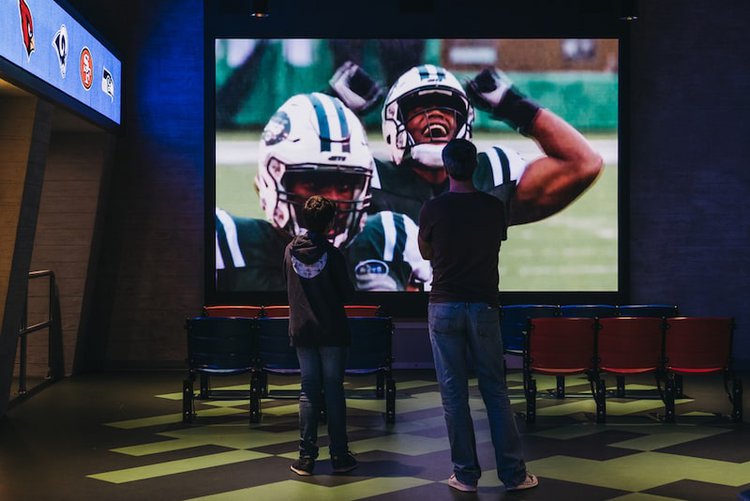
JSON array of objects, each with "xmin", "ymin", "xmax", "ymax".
[{"xmin": 213, "ymin": 38, "xmax": 619, "ymax": 302}]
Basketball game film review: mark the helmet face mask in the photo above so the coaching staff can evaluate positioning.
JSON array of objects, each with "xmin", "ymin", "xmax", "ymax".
[
  {"xmin": 256, "ymin": 93, "xmax": 374, "ymax": 247},
  {"xmin": 382, "ymin": 65, "xmax": 474, "ymax": 167}
]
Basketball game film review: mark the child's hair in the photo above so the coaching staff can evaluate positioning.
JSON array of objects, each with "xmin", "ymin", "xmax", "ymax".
[{"xmin": 302, "ymin": 195, "xmax": 336, "ymax": 233}]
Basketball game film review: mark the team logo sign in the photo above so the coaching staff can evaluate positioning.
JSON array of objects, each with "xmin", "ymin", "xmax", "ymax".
[
  {"xmin": 101, "ymin": 67, "xmax": 114, "ymax": 100},
  {"xmin": 52, "ymin": 25, "xmax": 69, "ymax": 78},
  {"xmin": 80, "ymin": 47, "xmax": 93, "ymax": 90},
  {"xmin": 18, "ymin": 0, "xmax": 35, "ymax": 60},
  {"xmin": 355, "ymin": 259, "xmax": 389, "ymax": 276}
]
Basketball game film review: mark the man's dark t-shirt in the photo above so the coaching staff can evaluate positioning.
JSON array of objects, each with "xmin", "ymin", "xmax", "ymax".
[{"xmin": 418, "ymin": 191, "xmax": 508, "ymax": 305}]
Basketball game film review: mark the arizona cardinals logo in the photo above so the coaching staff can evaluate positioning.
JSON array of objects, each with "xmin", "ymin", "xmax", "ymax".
[{"xmin": 19, "ymin": 0, "xmax": 35, "ymax": 60}]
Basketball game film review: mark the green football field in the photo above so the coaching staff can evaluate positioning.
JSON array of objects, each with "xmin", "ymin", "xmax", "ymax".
[{"xmin": 216, "ymin": 131, "xmax": 618, "ymax": 292}]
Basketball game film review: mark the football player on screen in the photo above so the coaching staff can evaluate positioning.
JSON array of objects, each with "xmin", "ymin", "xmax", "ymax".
[
  {"xmin": 329, "ymin": 62, "xmax": 603, "ymax": 226},
  {"xmin": 216, "ymin": 92, "xmax": 431, "ymax": 292}
]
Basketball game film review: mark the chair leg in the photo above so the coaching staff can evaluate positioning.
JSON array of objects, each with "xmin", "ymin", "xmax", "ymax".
[
  {"xmin": 199, "ymin": 373, "xmax": 210, "ymax": 399},
  {"xmin": 616, "ymin": 376, "xmax": 626, "ymax": 398},
  {"xmin": 182, "ymin": 377, "xmax": 194, "ymax": 424},
  {"xmin": 556, "ymin": 376, "xmax": 565, "ymax": 398},
  {"xmin": 249, "ymin": 372, "xmax": 262, "ymax": 424},
  {"xmin": 675, "ymin": 374, "xmax": 684, "ymax": 398},
  {"xmin": 595, "ymin": 378, "xmax": 606, "ymax": 424},
  {"xmin": 376, "ymin": 372, "xmax": 385, "ymax": 399},
  {"xmin": 386, "ymin": 378, "xmax": 396, "ymax": 423},
  {"xmin": 664, "ymin": 374, "xmax": 676, "ymax": 423},
  {"xmin": 525, "ymin": 377, "xmax": 537, "ymax": 424},
  {"xmin": 732, "ymin": 376, "xmax": 743, "ymax": 423}
]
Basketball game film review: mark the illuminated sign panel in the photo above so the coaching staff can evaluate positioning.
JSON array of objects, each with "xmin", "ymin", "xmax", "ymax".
[{"xmin": 0, "ymin": 0, "xmax": 121, "ymax": 125}]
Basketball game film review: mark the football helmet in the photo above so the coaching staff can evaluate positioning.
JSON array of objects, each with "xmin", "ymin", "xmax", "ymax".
[
  {"xmin": 382, "ymin": 64, "xmax": 474, "ymax": 167},
  {"xmin": 256, "ymin": 92, "xmax": 374, "ymax": 247}
]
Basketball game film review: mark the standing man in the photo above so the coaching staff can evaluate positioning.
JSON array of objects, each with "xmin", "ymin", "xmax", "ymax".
[
  {"xmin": 418, "ymin": 139, "xmax": 538, "ymax": 493},
  {"xmin": 284, "ymin": 195, "xmax": 358, "ymax": 476}
]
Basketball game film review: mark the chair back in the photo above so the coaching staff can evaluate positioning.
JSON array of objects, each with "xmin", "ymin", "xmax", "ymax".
[
  {"xmin": 664, "ymin": 317, "xmax": 734, "ymax": 373},
  {"xmin": 346, "ymin": 317, "xmax": 393, "ymax": 373},
  {"xmin": 499, "ymin": 304, "xmax": 559, "ymax": 353},
  {"xmin": 256, "ymin": 317, "xmax": 299, "ymax": 372},
  {"xmin": 560, "ymin": 304, "xmax": 618, "ymax": 318},
  {"xmin": 597, "ymin": 317, "xmax": 664, "ymax": 374},
  {"xmin": 617, "ymin": 304, "xmax": 678, "ymax": 318},
  {"xmin": 345, "ymin": 305, "xmax": 381, "ymax": 317},
  {"xmin": 203, "ymin": 305, "xmax": 263, "ymax": 318},
  {"xmin": 185, "ymin": 317, "xmax": 256, "ymax": 373},
  {"xmin": 527, "ymin": 317, "xmax": 597, "ymax": 375},
  {"xmin": 263, "ymin": 305, "xmax": 290, "ymax": 318}
]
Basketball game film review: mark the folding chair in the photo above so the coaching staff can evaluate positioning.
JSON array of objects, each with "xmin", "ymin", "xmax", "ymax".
[
  {"xmin": 182, "ymin": 316, "xmax": 259, "ymax": 424},
  {"xmin": 523, "ymin": 317, "xmax": 599, "ymax": 423},
  {"xmin": 663, "ymin": 317, "xmax": 742, "ymax": 423},
  {"xmin": 594, "ymin": 317, "xmax": 666, "ymax": 421},
  {"xmin": 556, "ymin": 304, "xmax": 617, "ymax": 397},
  {"xmin": 346, "ymin": 316, "xmax": 396, "ymax": 423}
]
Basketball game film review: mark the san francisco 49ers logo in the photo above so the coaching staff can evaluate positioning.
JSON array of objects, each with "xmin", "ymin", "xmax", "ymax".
[
  {"xmin": 80, "ymin": 47, "xmax": 93, "ymax": 90},
  {"xmin": 18, "ymin": 0, "xmax": 35, "ymax": 60}
]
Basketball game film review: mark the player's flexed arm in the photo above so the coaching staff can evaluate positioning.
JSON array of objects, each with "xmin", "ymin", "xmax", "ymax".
[{"xmin": 466, "ymin": 68, "xmax": 603, "ymax": 226}]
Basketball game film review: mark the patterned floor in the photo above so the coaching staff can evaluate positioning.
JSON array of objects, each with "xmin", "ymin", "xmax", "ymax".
[{"xmin": 1, "ymin": 370, "xmax": 749, "ymax": 500}]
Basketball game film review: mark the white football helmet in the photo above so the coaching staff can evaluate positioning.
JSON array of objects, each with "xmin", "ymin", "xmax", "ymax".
[
  {"xmin": 382, "ymin": 64, "xmax": 474, "ymax": 167},
  {"xmin": 255, "ymin": 92, "xmax": 374, "ymax": 247}
]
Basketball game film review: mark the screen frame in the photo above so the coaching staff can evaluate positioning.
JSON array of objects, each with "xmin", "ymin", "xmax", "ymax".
[{"xmin": 204, "ymin": 1, "xmax": 631, "ymax": 318}]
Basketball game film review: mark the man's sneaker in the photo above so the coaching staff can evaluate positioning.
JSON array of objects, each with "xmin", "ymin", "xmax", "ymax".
[
  {"xmin": 506, "ymin": 472, "xmax": 539, "ymax": 491},
  {"xmin": 290, "ymin": 457, "xmax": 315, "ymax": 476},
  {"xmin": 448, "ymin": 473, "xmax": 478, "ymax": 493},
  {"xmin": 331, "ymin": 452, "xmax": 358, "ymax": 473}
]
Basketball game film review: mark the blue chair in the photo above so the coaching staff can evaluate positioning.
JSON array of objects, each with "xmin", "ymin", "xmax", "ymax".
[
  {"xmin": 182, "ymin": 316, "xmax": 258, "ymax": 424},
  {"xmin": 346, "ymin": 316, "xmax": 396, "ymax": 423},
  {"xmin": 499, "ymin": 304, "xmax": 559, "ymax": 355}
]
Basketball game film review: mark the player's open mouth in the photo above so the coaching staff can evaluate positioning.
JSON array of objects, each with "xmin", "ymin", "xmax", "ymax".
[{"xmin": 424, "ymin": 123, "xmax": 449, "ymax": 138}]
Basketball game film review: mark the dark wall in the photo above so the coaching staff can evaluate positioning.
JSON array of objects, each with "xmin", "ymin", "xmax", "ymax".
[{"xmin": 67, "ymin": 0, "xmax": 750, "ymax": 370}]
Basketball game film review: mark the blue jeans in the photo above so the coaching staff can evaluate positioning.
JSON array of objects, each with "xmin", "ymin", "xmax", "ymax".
[
  {"xmin": 295, "ymin": 345, "xmax": 349, "ymax": 459},
  {"xmin": 428, "ymin": 302, "xmax": 527, "ymax": 487}
]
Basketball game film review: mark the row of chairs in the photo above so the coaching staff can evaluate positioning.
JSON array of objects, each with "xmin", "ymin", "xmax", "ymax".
[
  {"xmin": 522, "ymin": 316, "xmax": 742, "ymax": 424},
  {"xmin": 500, "ymin": 303, "xmax": 680, "ymax": 354},
  {"xmin": 183, "ymin": 306, "xmax": 395, "ymax": 425}
]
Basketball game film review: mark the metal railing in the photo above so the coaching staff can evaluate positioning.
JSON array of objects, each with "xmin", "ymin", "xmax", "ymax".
[{"xmin": 16, "ymin": 270, "xmax": 64, "ymax": 396}]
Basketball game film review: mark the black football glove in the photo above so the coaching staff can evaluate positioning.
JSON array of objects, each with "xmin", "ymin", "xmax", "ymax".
[
  {"xmin": 466, "ymin": 67, "xmax": 541, "ymax": 135},
  {"xmin": 329, "ymin": 61, "xmax": 384, "ymax": 115}
]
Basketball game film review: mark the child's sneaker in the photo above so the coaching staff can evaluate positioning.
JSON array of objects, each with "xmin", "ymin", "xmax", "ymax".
[
  {"xmin": 331, "ymin": 451, "xmax": 358, "ymax": 473},
  {"xmin": 290, "ymin": 457, "xmax": 315, "ymax": 476}
]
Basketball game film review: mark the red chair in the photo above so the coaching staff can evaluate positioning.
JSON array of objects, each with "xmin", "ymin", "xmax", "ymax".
[
  {"xmin": 595, "ymin": 317, "xmax": 666, "ymax": 422},
  {"xmin": 524, "ymin": 317, "xmax": 599, "ymax": 423},
  {"xmin": 203, "ymin": 305, "xmax": 263, "ymax": 318},
  {"xmin": 663, "ymin": 317, "xmax": 742, "ymax": 422}
]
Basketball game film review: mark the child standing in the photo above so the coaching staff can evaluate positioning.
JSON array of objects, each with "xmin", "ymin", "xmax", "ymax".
[{"xmin": 283, "ymin": 195, "xmax": 357, "ymax": 476}]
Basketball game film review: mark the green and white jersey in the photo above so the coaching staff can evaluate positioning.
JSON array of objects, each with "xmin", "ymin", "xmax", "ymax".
[
  {"xmin": 216, "ymin": 208, "xmax": 429, "ymax": 292},
  {"xmin": 345, "ymin": 211, "xmax": 431, "ymax": 292},
  {"xmin": 369, "ymin": 145, "xmax": 528, "ymax": 224},
  {"xmin": 215, "ymin": 208, "xmax": 291, "ymax": 292}
]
